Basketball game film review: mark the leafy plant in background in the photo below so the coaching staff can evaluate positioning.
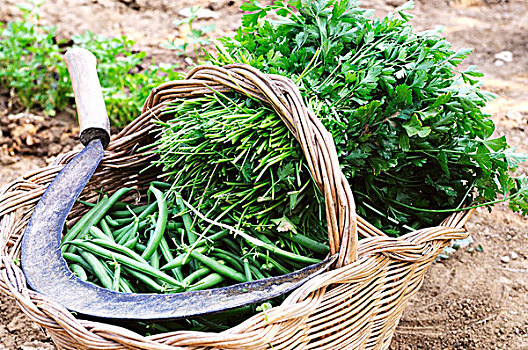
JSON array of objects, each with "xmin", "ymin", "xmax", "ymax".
[
  {"xmin": 0, "ymin": 0, "xmax": 69, "ymax": 116},
  {"xmin": 0, "ymin": 0, "xmax": 182, "ymax": 126},
  {"xmin": 163, "ymin": 6, "xmax": 215, "ymax": 63},
  {"xmin": 207, "ymin": 0, "xmax": 528, "ymax": 233}
]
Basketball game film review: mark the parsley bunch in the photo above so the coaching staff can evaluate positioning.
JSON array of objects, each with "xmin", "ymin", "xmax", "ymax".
[{"xmin": 208, "ymin": 0, "xmax": 528, "ymax": 233}]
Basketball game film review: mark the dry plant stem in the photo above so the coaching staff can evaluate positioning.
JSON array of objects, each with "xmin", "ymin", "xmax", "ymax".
[{"xmin": 0, "ymin": 64, "xmax": 472, "ymax": 349}]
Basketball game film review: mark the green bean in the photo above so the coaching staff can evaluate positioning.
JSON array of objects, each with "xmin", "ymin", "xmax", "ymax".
[
  {"xmin": 78, "ymin": 199, "xmax": 96, "ymax": 207},
  {"xmin": 189, "ymin": 250, "xmax": 246, "ymax": 283},
  {"xmin": 70, "ymin": 264, "xmax": 88, "ymax": 281},
  {"xmin": 166, "ymin": 221, "xmax": 183, "ymax": 230},
  {"xmin": 122, "ymin": 266, "xmax": 165, "ymax": 293},
  {"xmin": 99, "ymin": 218, "xmax": 114, "ymax": 240},
  {"xmin": 100, "ymin": 261, "xmax": 134, "ymax": 293},
  {"xmin": 150, "ymin": 181, "xmax": 172, "ymax": 189},
  {"xmin": 149, "ymin": 249, "xmax": 160, "ymax": 269},
  {"xmin": 109, "ymin": 204, "xmax": 150, "ymax": 218},
  {"xmin": 253, "ymin": 252, "xmax": 291, "ymax": 275},
  {"xmin": 188, "ymin": 273, "xmax": 225, "ymax": 291},
  {"xmin": 274, "ymin": 255, "xmax": 305, "ymax": 271},
  {"xmin": 182, "ymin": 266, "xmax": 211, "ymax": 286},
  {"xmin": 69, "ymin": 240, "xmax": 184, "ymax": 289},
  {"xmin": 278, "ymin": 232, "xmax": 330, "ymax": 255},
  {"xmin": 89, "ymin": 226, "xmax": 113, "ymax": 242},
  {"xmin": 82, "ymin": 238, "xmax": 148, "ymax": 264},
  {"xmin": 110, "ymin": 201, "xmax": 136, "ymax": 211},
  {"xmin": 114, "ymin": 218, "xmax": 138, "ymax": 242},
  {"xmin": 249, "ymin": 265, "xmax": 266, "ymax": 280},
  {"xmin": 79, "ymin": 250, "xmax": 113, "ymax": 289},
  {"xmin": 160, "ymin": 247, "xmax": 206, "ymax": 270},
  {"xmin": 193, "ymin": 230, "xmax": 229, "ymax": 247},
  {"xmin": 113, "ymin": 203, "xmax": 155, "ymax": 237},
  {"xmin": 104, "ymin": 215, "xmax": 121, "ymax": 227},
  {"xmin": 123, "ymin": 235, "xmax": 138, "ymax": 250},
  {"xmin": 159, "ymin": 237, "xmax": 183, "ymax": 281},
  {"xmin": 118, "ymin": 218, "xmax": 139, "ymax": 245},
  {"xmin": 141, "ymin": 186, "xmax": 168, "ymax": 261},
  {"xmin": 158, "ymin": 236, "xmax": 174, "ymax": 264},
  {"xmin": 136, "ymin": 243, "xmax": 147, "ymax": 253},
  {"xmin": 254, "ymin": 232, "xmax": 274, "ymax": 245},
  {"xmin": 137, "ymin": 202, "xmax": 158, "ymax": 220},
  {"xmin": 111, "ymin": 217, "xmax": 135, "ymax": 226},
  {"xmin": 211, "ymin": 249, "xmax": 244, "ymax": 272},
  {"xmin": 112, "ymin": 263, "xmax": 121, "ymax": 291},
  {"xmin": 119, "ymin": 278, "xmax": 135, "ymax": 293},
  {"xmin": 243, "ymin": 259, "xmax": 252, "ymax": 281},
  {"xmin": 62, "ymin": 196, "xmax": 109, "ymax": 244},
  {"xmin": 63, "ymin": 188, "xmax": 133, "ymax": 244},
  {"xmin": 175, "ymin": 193, "xmax": 197, "ymax": 244},
  {"xmin": 220, "ymin": 237, "xmax": 241, "ymax": 253},
  {"xmin": 63, "ymin": 252, "xmax": 94, "ymax": 274}
]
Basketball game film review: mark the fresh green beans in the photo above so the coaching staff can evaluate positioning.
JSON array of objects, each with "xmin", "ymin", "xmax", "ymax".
[
  {"xmin": 69, "ymin": 240, "xmax": 184, "ymax": 289},
  {"xmin": 99, "ymin": 218, "xmax": 114, "ymax": 240},
  {"xmin": 159, "ymin": 237, "xmax": 183, "ymax": 281},
  {"xmin": 70, "ymin": 264, "xmax": 88, "ymax": 281},
  {"xmin": 63, "ymin": 178, "xmax": 329, "ymax": 303},
  {"xmin": 62, "ymin": 196, "xmax": 109, "ymax": 244},
  {"xmin": 78, "ymin": 250, "xmax": 113, "ymax": 289},
  {"xmin": 112, "ymin": 263, "xmax": 121, "ymax": 291},
  {"xmin": 141, "ymin": 186, "xmax": 168, "ymax": 260},
  {"xmin": 160, "ymin": 247, "xmax": 206, "ymax": 270},
  {"xmin": 278, "ymin": 232, "xmax": 330, "ymax": 255},
  {"xmin": 63, "ymin": 252, "xmax": 94, "ymax": 274},
  {"xmin": 189, "ymin": 250, "xmax": 246, "ymax": 283},
  {"xmin": 188, "ymin": 273, "xmax": 225, "ymax": 291},
  {"xmin": 175, "ymin": 193, "xmax": 197, "ymax": 244},
  {"xmin": 63, "ymin": 188, "xmax": 133, "ymax": 244},
  {"xmin": 182, "ymin": 266, "xmax": 211, "ymax": 286},
  {"xmin": 110, "ymin": 204, "xmax": 150, "ymax": 217},
  {"xmin": 211, "ymin": 249, "xmax": 244, "ymax": 272},
  {"xmin": 118, "ymin": 218, "xmax": 139, "ymax": 245},
  {"xmin": 89, "ymin": 226, "xmax": 113, "ymax": 242}
]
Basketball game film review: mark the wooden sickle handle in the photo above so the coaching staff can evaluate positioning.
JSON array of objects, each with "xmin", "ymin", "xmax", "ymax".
[{"xmin": 65, "ymin": 48, "xmax": 111, "ymax": 148}]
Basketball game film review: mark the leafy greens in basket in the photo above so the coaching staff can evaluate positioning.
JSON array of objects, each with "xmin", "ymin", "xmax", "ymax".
[{"xmin": 201, "ymin": 0, "xmax": 528, "ymax": 233}]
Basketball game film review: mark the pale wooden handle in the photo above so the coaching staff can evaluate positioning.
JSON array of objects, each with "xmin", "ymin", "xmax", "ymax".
[{"xmin": 65, "ymin": 48, "xmax": 111, "ymax": 148}]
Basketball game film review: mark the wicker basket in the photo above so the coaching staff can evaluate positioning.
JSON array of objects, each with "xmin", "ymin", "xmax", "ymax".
[{"xmin": 0, "ymin": 64, "xmax": 473, "ymax": 350}]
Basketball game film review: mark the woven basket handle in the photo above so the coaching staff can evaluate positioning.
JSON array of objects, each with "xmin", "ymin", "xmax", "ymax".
[{"xmin": 141, "ymin": 64, "xmax": 358, "ymax": 267}]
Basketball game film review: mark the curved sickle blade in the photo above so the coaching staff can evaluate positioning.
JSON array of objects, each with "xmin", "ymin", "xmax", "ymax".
[{"xmin": 20, "ymin": 141, "xmax": 335, "ymax": 319}]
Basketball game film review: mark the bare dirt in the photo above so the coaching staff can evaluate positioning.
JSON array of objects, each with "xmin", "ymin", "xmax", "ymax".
[{"xmin": 0, "ymin": 0, "xmax": 527, "ymax": 349}]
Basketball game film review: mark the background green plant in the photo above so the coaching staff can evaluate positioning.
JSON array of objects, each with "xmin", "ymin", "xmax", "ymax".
[
  {"xmin": 162, "ymin": 6, "xmax": 215, "ymax": 63},
  {"xmin": 0, "ymin": 0, "xmax": 182, "ymax": 126}
]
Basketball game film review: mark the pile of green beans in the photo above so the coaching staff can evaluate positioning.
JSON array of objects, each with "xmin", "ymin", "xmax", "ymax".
[{"xmin": 61, "ymin": 182, "xmax": 330, "ymax": 294}]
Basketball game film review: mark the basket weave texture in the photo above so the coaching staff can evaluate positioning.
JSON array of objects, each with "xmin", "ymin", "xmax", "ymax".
[{"xmin": 0, "ymin": 64, "xmax": 473, "ymax": 350}]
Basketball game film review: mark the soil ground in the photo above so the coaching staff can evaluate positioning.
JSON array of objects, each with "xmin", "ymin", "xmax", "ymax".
[{"xmin": 0, "ymin": 0, "xmax": 527, "ymax": 349}]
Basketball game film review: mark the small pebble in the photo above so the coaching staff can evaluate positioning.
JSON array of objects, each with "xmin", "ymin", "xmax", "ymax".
[
  {"xmin": 511, "ymin": 252, "xmax": 519, "ymax": 260},
  {"xmin": 494, "ymin": 50, "xmax": 513, "ymax": 62},
  {"xmin": 501, "ymin": 255, "xmax": 510, "ymax": 263},
  {"xmin": 494, "ymin": 59, "xmax": 505, "ymax": 67}
]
